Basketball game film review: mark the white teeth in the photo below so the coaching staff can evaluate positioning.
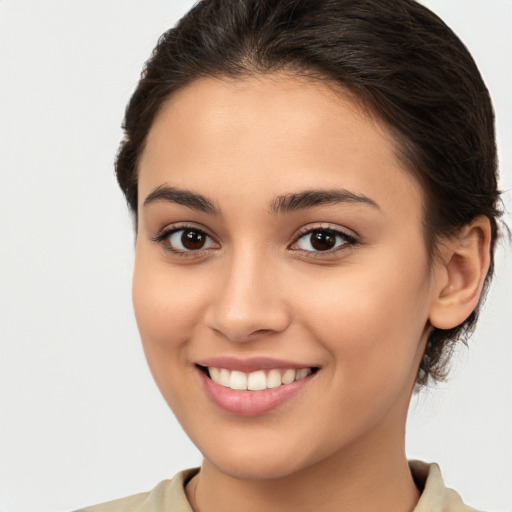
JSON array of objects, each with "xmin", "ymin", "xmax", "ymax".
[
  {"xmin": 266, "ymin": 369, "xmax": 282, "ymax": 389},
  {"xmin": 295, "ymin": 368, "xmax": 309, "ymax": 380},
  {"xmin": 209, "ymin": 367, "xmax": 220, "ymax": 382},
  {"xmin": 281, "ymin": 369, "xmax": 296, "ymax": 384},
  {"xmin": 247, "ymin": 370, "xmax": 267, "ymax": 390},
  {"xmin": 207, "ymin": 366, "xmax": 313, "ymax": 390},
  {"xmin": 229, "ymin": 370, "xmax": 247, "ymax": 390},
  {"xmin": 219, "ymin": 368, "xmax": 230, "ymax": 387}
]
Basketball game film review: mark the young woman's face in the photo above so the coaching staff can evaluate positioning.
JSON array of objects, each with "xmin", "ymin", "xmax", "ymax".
[{"xmin": 133, "ymin": 75, "xmax": 439, "ymax": 479}]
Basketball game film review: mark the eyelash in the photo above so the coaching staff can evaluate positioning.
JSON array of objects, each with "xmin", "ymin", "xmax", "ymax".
[
  {"xmin": 151, "ymin": 224, "xmax": 218, "ymax": 257},
  {"xmin": 152, "ymin": 224, "xmax": 359, "ymax": 257},
  {"xmin": 289, "ymin": 225, "xmax": 359, "ymax": 256}
]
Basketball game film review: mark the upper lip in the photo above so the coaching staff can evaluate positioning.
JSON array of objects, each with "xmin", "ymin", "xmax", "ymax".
[{"xmin": 196, "ymin": 356, "xmax": 319, "ymax": 373}]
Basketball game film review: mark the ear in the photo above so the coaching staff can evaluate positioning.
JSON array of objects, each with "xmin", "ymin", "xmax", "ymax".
[{"xmin": 429, "ymin": 216, "xmax": 492, "ymax": 330}]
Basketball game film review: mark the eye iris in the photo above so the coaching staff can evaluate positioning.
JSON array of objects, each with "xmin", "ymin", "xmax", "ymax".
[
  {"xmin": 181, "ymin": 230, "xmax": 205, "ymax": 250},
  {"xmin": 310, "ymin": 231, "xmax": 336, "ymax": 251}
]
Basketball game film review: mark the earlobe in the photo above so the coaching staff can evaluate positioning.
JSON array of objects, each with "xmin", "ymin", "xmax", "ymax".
[{"xmin": 429, "ymin": 216, "xmax": 492, "ymax": 330}]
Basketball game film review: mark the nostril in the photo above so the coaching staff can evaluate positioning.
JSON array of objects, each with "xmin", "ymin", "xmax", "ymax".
[{"xmin": 251, "ymin": 329, "xmax": 274, "ymax": 336}]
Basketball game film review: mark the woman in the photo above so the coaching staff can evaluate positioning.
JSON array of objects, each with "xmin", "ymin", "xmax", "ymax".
[{"xmin": 78, "ymin": 0, "xmax": 501, "ymax": 510}]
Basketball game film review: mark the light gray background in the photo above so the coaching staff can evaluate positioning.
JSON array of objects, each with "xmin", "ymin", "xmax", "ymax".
[{"xmin": 0, "ymin": 1, "xmax": 510, "ymax": 511}]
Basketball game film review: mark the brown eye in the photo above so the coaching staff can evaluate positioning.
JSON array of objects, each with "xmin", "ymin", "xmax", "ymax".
[
  {"xmin": 164, "ymin": 228, "xmax": 218, "ymax": 253},
  {"xmin": 181, "ymin": 229, "xmax": 206, "ymax": 250},
  {"xmin": 310, "ymin": 231, "xmax": 336, "ymax": 251},
  {"xmin": 293, "ymin": 228, "xmax": 356, "ymax": 253}
]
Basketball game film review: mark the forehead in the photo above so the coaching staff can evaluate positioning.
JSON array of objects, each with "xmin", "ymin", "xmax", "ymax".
[{"xmin": 138, "ymin": 74, "xmax": 423, "ymax": 219}]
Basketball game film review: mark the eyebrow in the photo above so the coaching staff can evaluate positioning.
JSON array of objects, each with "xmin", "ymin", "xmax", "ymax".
[
  {"xmin": 143, "ymin": 185, "xmax": 220, "ymax": 214},
  {"xmin": 143, "ymin": 185, "xmax": 380, "ymax": 216},
  {"xmin": 269, "ymin": 189, "xmax": 381, "ymax": 214}
]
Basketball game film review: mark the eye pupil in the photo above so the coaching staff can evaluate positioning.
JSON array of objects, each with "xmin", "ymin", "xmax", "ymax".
[
  {"xmin": 310, "ymin": 231, "xmax": 336, "ymax": 251},
  {"xmin": 181, "ymin": 230, "xmax": 205, "ymax": 250}
]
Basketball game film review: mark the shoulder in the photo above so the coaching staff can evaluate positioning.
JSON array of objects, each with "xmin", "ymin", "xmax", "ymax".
[
  {"xmin": 410, "ymin": 461, "xmax": 480, "ymax": 512},
  {"xmin": 74, "ymin": 468, "xmax": 198, "ymax": 512}
]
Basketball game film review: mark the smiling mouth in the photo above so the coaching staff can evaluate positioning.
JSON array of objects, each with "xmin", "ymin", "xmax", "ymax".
[{"xmin": 197, "ymin": 365, "xmax": 319, "ymax": 391}]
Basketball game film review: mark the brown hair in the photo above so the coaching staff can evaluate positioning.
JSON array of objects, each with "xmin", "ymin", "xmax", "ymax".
[{"xmin": 115, "ymin": 0, "xmax": 502, "ymax": 385}]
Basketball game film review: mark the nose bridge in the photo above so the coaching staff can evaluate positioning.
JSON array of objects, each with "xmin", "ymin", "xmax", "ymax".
[{"xmin": 205, "ymin": 242, "xmax": 290, "ymax": 341}]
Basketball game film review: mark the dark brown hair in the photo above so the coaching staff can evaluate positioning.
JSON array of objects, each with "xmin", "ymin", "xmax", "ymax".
[{"xmin": 115, "ymin": 0, "xmax": 501, "ymax": 385}]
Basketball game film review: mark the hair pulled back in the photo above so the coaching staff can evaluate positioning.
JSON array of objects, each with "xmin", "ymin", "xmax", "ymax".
[{"xmin": 116, "ymin": 0, "xmax": 501, "ymax": 385}]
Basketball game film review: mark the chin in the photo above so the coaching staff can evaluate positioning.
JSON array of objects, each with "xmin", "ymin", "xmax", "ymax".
[
  {"xmin": 206, "ymin": 451, "xmax": 309, "ymax": 482},
  {"xmin": 194, "ymin": 426, "xmax": 337, "ymax": 482}
]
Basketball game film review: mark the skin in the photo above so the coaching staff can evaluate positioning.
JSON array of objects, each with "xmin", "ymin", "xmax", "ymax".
[{"xmin": 132, "ymin": 74, "xmax": 491, "ymax": 512}]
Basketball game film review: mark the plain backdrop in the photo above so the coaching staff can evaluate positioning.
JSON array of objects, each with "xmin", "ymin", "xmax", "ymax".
[{"xmin": 0, "ymin": 1, "xmax": 511, "ymax": 511}]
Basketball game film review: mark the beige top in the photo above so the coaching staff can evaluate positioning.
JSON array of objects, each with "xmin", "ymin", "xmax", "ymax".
[{"xmin": 75, "ymin": 461, "xmax": 479, "ymax": 512}]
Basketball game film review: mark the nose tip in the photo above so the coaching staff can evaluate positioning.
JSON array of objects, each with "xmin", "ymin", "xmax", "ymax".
[
  {"xmin": 208, "ymin": 306, "xmax": 289, "ymax": 343},
  {"xmin": 207, "ymin": 301, "xmax": 289, "ymax": 342},
  {"xmin": 204, "ymin": 260, "xmax": 291, "ymax": 342}
]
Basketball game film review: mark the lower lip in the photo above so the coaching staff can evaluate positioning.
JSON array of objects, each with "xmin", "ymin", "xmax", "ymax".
[{"xmin": 198, "ymin": 369, "xmax": 314, "ymax": 417}]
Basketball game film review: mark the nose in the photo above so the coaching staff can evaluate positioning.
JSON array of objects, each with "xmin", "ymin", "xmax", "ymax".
[{"xmin": 204, "ymin": 248, "xmax": 291, "ymax": 342}]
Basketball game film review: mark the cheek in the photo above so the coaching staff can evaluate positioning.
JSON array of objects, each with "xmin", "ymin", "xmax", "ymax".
[
  {"xmin": 131, "ymin": 250, "xmax": 212, "ymax": 418},
  {"xmin": 291, "ymin": 254, "xmax": 431, "ymax": 388},
  {"xmin": 131, "ymin": 249, "xmax": 206, "ymax": 362}
]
